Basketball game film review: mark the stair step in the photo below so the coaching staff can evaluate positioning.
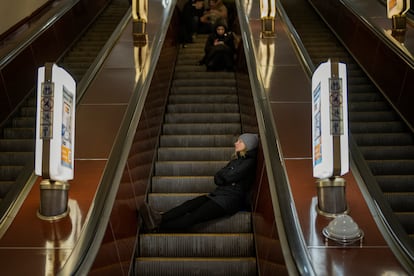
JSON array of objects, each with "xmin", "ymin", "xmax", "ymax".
[
  {"xmin": 173, "ymin": 79, "xmax": 236, "ymax": 87},
  {"xmin": 135, "ymin": 257, "xmax": 257, "ymax": 276},
  {"xmin": 367, "ymin": 160, "xmax": 414, "ymax": 175},
  {"xmin": 155, "ymin": 161, "xmax": 227, "ymax": 176},
  {"xmin": 139, "ymin": 233, "xmax": 254, "ymax": 257},
  {"xmin": 152, "ymin": 176, "xmax": 216, "ymax": 193},
  {"xmin": 168, "ymin": 94, "xmax": 238, "ymax": 104},
  {"xmin": 350, "ymin": 121, "xmax": 407, "ymax": 133},
  {"xmin": 360, "ymin": 146, "xmax": 414, "ymax": 160},
  {"xmin": 174, "ymin": 71, "xmax": 235, "ymax": 80},
  {"xmin": 172, "ymin": 86, "xmax": 236, "ymax": 95},
  {"xmin": 163, "ymin": 123, "xmax": 241, "ymax": 135},
  {"xmin": 352, "ymin": 133, "xmax": 414, "ymax": 146},
  {"xmin": 160, "ymin": 135, "xmax": 236, "ymax": 147},
  {"xmin": 167, "ymin": 103, "xmax": 239, "ymax": 113},
  {"xmin": 165, "ymin": 113, "xmax": 240, "ymax": 124},
  {"xmin": 0, "ymin": 152, "xmax": 34, "ymax": 165},
  {"xmin": 0, "ymin": 139, "xmax": 35, "ymax": 151},
  {"xmin": 376, "ymin": 175, "xmax": 414, "ymax": 192},
  {"xmin": 157, "ymin": 147, "xmax": 234, "ymax": 161}
]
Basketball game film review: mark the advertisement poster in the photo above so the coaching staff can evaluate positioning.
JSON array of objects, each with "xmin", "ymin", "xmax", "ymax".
[
  {"xmin": 313, "ymin": 82, "xmax": 322, "ymax": 167},
  {"xmin": 61, "ymin": 86, "xmax": 73, "ymax": 169}
]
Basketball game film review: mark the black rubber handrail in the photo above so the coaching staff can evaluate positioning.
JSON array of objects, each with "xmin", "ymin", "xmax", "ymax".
[{"xmin": 0, "ymin": 0, "xmax": 80, "ymax": 69}]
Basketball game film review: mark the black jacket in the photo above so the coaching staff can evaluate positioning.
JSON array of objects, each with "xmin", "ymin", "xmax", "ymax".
[{"xmin": 208, "ymin": 149, "xmax": 258, "ymax": 214}]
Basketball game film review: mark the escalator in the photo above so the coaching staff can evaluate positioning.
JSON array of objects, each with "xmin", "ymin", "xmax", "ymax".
[
  {"xmin": 280, "ymin": 0, "xmax": 414, "ymax": 251},
  {"xmin": 0, "ymin": 0, "xmax": 129, "ymax": 211},
  {"xmin": 135, "ymin": 35, "xmax": 258, "ymax": 275}
]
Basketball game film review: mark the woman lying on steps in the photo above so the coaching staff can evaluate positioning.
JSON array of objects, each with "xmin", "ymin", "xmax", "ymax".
[{"xmin": 139, "ymin": 133, "xmax": 259, "ymax": 231}]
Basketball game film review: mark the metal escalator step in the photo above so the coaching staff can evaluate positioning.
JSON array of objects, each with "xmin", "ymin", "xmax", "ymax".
[
  {"xmin": 367, "ymin": 160, "xmax": 414, "ymax": 175},
  {"xmin": 168, "ymin": 94, "xmax": 238, "ymax": 104},
  {"xmin": 349, "ymin": 121, "xmax": 407, "ymax": 133},
  {"xmin": 174, "ymin": 71, "xmax": 235, "ymax": 80},
  {"xmin": 348, "ymin": 85, "xmax": 379, "ymax": 94},
  {"xmin": 3, "ymin": 128, "xmax": 34, "ymax": 139},
  {"xmin": 135, "ymin": 257, "xmax": 257, "ymax": 276},
  {"xmin": 360, "ymin": 146, "xmax": 414, "ymax": 160},
  {"xmin": 0, "ymin": 181, "xmax": 14, "ymax": 198},
  {"xmin": 155, "ymin": 161, "xmax": 226, "ymax": 176},
  {"xmin": 173, "ymin": 79, "xmax": 236, "ymax": 87},
  {"xmin": 167, "ymin": 103, "xmax": 239, "ymax": 113},
  {"xmin": 174, "ymin": 65, "xmax": 207, "ymax": 73},
  {"xmin": 139, "ymin": 233, "xmax": 254, "ymax": 257},
  {"xmin": 165, "ymin": 113, "xmax": 240, "ymax": 124},
  {"xmin": 0, "ymin": 152, "xmax": 33, "ymax": 165},
  {"xmin": 152, "ymin": 176, "xmax": 216, "ymax": 193},
  {"xmin": 384, "ymin": 193, "xmax": 414, "ymax": 212},
  {"xmin": 0, "ymin": 166, "xmax": 24, "ymax": 180},
  {"xmin": 157, "ymin": 147, "xmax": 234, "ymax": 161},
  {"xmin": 0, "ymin": 139, "xmax": 34, "ymax": 151},
  {"xmin": 19, "ymin": 106, "xmax": 36, "ymax": 117},
  {"xmin": 352, "ymin": 133, "xmax": 414, "ymax": 146},
  {"xmin": 172, "ymin": 86, "xmax": 236, "ymax": 94},
  {"xmin": 376, "ymin": 175, "xmax": 414, "ymax": 192},
  {"xmin": 160, "ymin": 135, "xmax": 236, "ymax": 148},
  {"xmin": 349, "ymin": 111, "xmax": 399, "ymax": 122},
  {"xmin": 395, "ymin": 212, "xmax": 414, "ymax": 235},
  {"xmin": 12, "ymin": 117, "xmax": 35, "ymax": 128},
  {"xmin": 348, "ymin": 101, "xmax": 390, "ymax": 112},
  {"xmin": 163, "ymin": 123, "xmax": 241, "ymax": 135}
]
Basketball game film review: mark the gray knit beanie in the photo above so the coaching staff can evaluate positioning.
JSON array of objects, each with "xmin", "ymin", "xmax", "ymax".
[{"xmin": 239, "ymin": 133, "xmax": 259, "ymax": 151}]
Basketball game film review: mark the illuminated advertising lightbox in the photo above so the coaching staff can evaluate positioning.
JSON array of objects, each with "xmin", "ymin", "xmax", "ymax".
[
  {"xmin": 387, "ymin": 0, "xmax": 410, "ymax": 18},
  {"xmin": 312, "ymin": 60, "xmax": 349, "ymax": 179},
  {"xmin": 35, "ymin": 64, "xmax": 76, "ymax": 181}
]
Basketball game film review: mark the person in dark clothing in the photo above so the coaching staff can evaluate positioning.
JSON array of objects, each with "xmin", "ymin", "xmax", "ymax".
[
  {"xmin": 198, "ymin": 0, "xmax": 228, "ymax": 34},
  {"xmin": 199, "ymin": 19, "xmax": 235, "ymax": 71},
  {"xmin": 179, "ymin": 0, "xmax": 205, "ymax": 45},
  {"xmin": 140, "ymin": 133, "xmax": 259, "ymax": 231}
]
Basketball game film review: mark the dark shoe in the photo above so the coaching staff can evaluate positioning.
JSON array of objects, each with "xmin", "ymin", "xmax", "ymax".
[{"xmin": 139, "ymin": 202, "xmax": 162, "ymax": 231}]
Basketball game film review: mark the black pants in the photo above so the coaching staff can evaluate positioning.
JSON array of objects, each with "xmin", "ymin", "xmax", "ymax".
[
  {"xmin": 179, "ymin": 2, "xmax": 203, "ymax": 43},
  {"xmin": 160, "ymin": 195, "xmax": 225, "ymax": 230},
  {"xmin": 204, "ymin": 45, "xmax": 234, "ymax": 71}
]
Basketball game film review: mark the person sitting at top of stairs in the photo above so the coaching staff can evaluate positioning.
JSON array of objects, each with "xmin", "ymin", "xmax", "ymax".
[
  {"xmin": 140, "ymin": 133, "xmax": 259, "ymax": 231},
  {"xmin": 199, "ymin": 19, "xmax": 235, "ymax": 71},
  {"xmin": 199, "ymin": 0, "xmax": 228, "ymax": 34}
]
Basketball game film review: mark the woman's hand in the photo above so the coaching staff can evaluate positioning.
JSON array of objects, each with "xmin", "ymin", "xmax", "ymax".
[{"xmin": 213, "ymin": 39, "xmax": 224, "ymax": 46}]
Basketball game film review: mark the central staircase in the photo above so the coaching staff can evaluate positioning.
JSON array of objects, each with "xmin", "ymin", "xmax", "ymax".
[{"xmin": 135, "ymin": 35, "xmax": 257, "ymax": 275}]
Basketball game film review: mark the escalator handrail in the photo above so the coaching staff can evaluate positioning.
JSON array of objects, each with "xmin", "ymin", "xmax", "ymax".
[
  {"xmin": 339, "ymin": 0, "xmax": 414, "ymax": 67},
  {"xmin": 235, "ymin": 1, "xmax": 316, "ymax": 275},
  {"xmin": 0, "ymin": 0, "xmax": 81, "ymax": 69},
  {"xmin": 58, "ymin": 1, "xmax": 178, "ymax": 275},
  {"xmin": 277, "ymin": 1, "xmax": 315, "ymax": 77}
]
